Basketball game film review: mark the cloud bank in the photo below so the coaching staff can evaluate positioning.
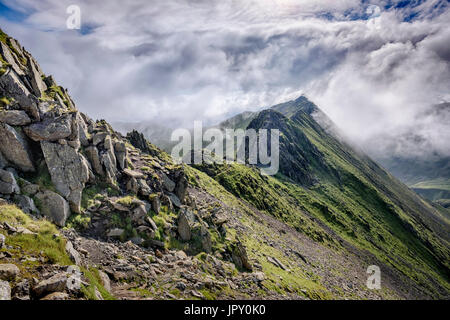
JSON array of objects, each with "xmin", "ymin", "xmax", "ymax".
[{"xmin": 0, "ymin": 0, "xmax": 449, "ymax": 159}]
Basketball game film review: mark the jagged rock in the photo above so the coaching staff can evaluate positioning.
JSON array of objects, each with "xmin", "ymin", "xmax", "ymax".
[
  {"xmin": 12, "ymin": 279, "xmax": 30, "ymax": 300},
  {"xmin": 35, "ymin": 190, "xmax": 71, "ymax": 227},
  {"xmin": 199, "ymin": 227, "xmax": 212, "ymax": 253},
  {"xmin": 41, "ymin": 141, "xmax": 90, "ymax": 213},
  {"xmin": 98, "ymin": 270, "xmax": 111, "ymax": 293},
  {"xmin": 232, "ymin": 242, "xmax": 252, "ymax": 271},
  {"xmin": 85, "ymin": 146, "xmax": 104, "ymax": 176},
  {"xmin": 175, "ymin": 174, "xmax": 188, "ymax": 203},
  {"xmin": 0, "ymin": 110, "xmax": 31, "ymax": 125},
  {"xmin": 0, "ymin": 280, "xmax": 11, "ymax": 300},
  {"xmin": 92, "ymin": 132, "xmax": 107, "ymax": 146},
  {"xmin": 100, "ymin": 151, "xmax": 117, "ymax": 185},
  {"xmin": 13, "ymin": 194, "xmax": 38, "ymax": 214},
  {"xmin": 0, "ymin": 67, "xmax": 39, "ymax": 121},
  {"xmin": 41, "ymin": 292, "xmax": 68, "ymax": 300},
  {"xmin": 137, "ymin": 226, "xmax": 155, "ymax": 239},
  {"xmin": 0, "ymin": 123, "xmax": 35, "ymax": 172},
  {"xmin": 0, "ymin": 263, "xmax": 20, "ymax": 281},
  {"xmin": 0, "ymin": 152, "xmax": 7, "ymax": 169},
  {"xmin": 126, "ymin": 177, "xmax": 139, "ymax": 194},
  {"xmin": 138, "ymin": 179, "xmax": 151, "ymax": 196},
  {"xmin": 0, "ymin": 41, "xmax": 24, "ymax": 76},
  {"xmin": 267, "ymin": 256, "xmax": 288, "ymax": 271},
  {"xmin": 107, "ymin": 228, "xmax": 125, "ymax": 238},
  {"xmin": 253, "ymin": 272, "xmax": 265, "ymax": 282},
  {"xmin": 26, "ymin": 55, "xmax": 47, "ymax": 97},
  {"xmin": 114, "ymin": 140, "xmax": 127, "ymax": 170},
  {"xmin": 104, "ymin": 135, "xmax": 117, "ymax": 166},
  {"xmin": 43, "ymin": 75, "xmax": 56, "ymax": 88},
  {"xmin": 76, "ymin": 113, "xmax": 90, "ymax": 147},
  {"xmin": 0, "ymin": 169, "xmax": 20, "ymax": 194},
  {"xmin": 130, "ymin": 237, "xmax": 144, "ymax": 246},
  {"xmin": 151, "ymin": 196, "xmax": 161, "ymax": 214},
  {"xmin": 161, "ymin": 173, "xmax": 176, "ymax": 192},
  {"xmin": 123, "ymin": 168, "xmax": 145, "ymax": 179},
  {"xmin": 65, "ymin": 241, "xmax": 82, "ymax": 266},
  {"xmin": 24, "ymin": 114, "xmax": 72, "ymax": 142},
  {"xmin": 127, "ymin": 130, "xmax": 150, "ymax": 154},
  {"xmin": 169, "ymin": 193, "xmax": 182, "ymax": 208},
  {"xmin": 0, "ymin": 234, "xmax": 5, "ymax": 249},
  {"xmin": 33, "ymin": 273, "xmax": 68, "ymax": 297},
  {"xmin": 94, "ymin": 287, "xmax": 103, "ymax": 300},
  {"xmin": 146, "ymin": 216, "xmax": 158, "ymax": 231},
  {"xmin": 131, "ymin": 204, "xmax": 147, "ymax": 224},
  {"xmin": 178, "ymin": 210, "xmax": 192, "ymax": 241},
  {"xmin": 21, "ymin": 181, "xmax": 40, "ymax": 196}
]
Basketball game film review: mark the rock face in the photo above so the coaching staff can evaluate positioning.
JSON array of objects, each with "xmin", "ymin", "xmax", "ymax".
[
  {"xmin": 0, "ymin": 263, "xmax": 20, "ymax": 281},
  {"xmin": 232, "ymin": 242, "xmax": 252, "ymax": 271},
  {"xmin": 41, "ymin": 141, "xmax": 90, "ymax": 213},
  {"xmin": 178, "ymin": 209, "xmax": 193, "ymax": 241},
  {"xmin": 0, "ymin": 123, "xmax": 35, "ymax": 172},
  {"xmin": 33, "ymin": 273, "xmax": 68, "ymax": 297},
  {"xmin": 13, "ymin": 194, "xmax": 38, "ymax": 214},
  {"xmin": 0, "ymin": 110, "xmax": 31, "ymax": 125},
  {"xmin": 85, "ymin": 146, "xmax": 104, "ymax": 176},
  {"xmin": 0, "ymin": 42, "xmax": 24, "ymax": 76},
  {"xmin": 24, "ymin": 114, "xmax": 72, "ymax": 142},
  {"xmin": 0, "ymin": 169, "xmax": 20, "ymax": 194},
  {"xmin": 65, "ymin": 241, "xmax": 82, "ymax": 266},
  {"xmin": 35, "ymin": 190, "xmax": 70, "ymax": 227},
  {"xmin": 0, "ymin": 280, "xmax": 11, "ymax": 300},
  {"xmin": 127, "ymin": 130, "xmax": 151, "ymax": 154}
]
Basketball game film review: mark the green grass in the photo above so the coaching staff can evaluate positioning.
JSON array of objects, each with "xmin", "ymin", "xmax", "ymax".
[
  {"xmin": 80, "ymin": 267, "xmax": 115, "ymax": 300},
  {"xmin": 0, "ymin": 204, "xmax": 72, "ymax": 266}
]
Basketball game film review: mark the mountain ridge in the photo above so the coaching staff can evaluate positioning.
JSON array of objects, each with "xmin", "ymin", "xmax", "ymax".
[{"xmin": 0, "ymin": 29, "xmax": 449, "ymax": 301}]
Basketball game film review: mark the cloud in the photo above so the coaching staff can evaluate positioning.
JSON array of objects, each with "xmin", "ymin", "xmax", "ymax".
[{"xmin": 0, "ymin": 0, "xmax": 449, "ymax": 159}]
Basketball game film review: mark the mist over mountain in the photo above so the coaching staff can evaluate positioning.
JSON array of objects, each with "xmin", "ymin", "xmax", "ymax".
[
  {"xmin": 0, "ymin": 0, "xmax": 449, "ymax": 164},
  {"xmin": 0, "ymin": 1, "xmax": 449, "ymax": 303}
]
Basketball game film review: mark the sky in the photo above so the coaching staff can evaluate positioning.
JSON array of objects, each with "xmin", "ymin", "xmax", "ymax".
[{"xmin": 0, "ymin": 0, "xmax": 449, "ymax": 160}]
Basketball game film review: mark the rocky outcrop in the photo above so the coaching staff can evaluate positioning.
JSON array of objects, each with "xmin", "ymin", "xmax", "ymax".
[
  {"xmin": 0, "ymin": 263, "xmax": 20, "ymax": 281},
  {"xmin": 24, "ymin": 114, "xmax": 72, "ymax": 142},
  {"xmin": 0, "ymin": 280, "xmax": 11, "ymax": 300},
  {"xmin": 35, "ymin": 190, "xmax": 70, "ymax": 226},
  {"xmin": 33, "ymin": 273, "xmax": 68, "ymax": 297},
  {"xmin": 127, "ymin": 130, "xmax": 151, "ymax": 154},
  {"xmin": 26, "ymin": 55, "xmax": 47, "ymax": 97},
  {"xmin": 40, "ymin": 141, "xmax": 90, "ymax": 213},
  {"xmin": 13, "ymin": 194, "xmax": 38, "ymax": 214},
  {"xmin": 0, "ymin": 42, "xmax": 24, "ymax": 76},
  {"xmin": 0, "ymin": 123, "xmax": 35, "ymax": 172},
  {"xmin": 0, "ymin": 110, "xmax": 31, "ymax": 126},
  {"xmin": 232, "ymin": 242, "xmax": 252, "ymax": 271},
  {"xmin": 0, "ymin": 169, "xmax": 20, "ymax": 195}
]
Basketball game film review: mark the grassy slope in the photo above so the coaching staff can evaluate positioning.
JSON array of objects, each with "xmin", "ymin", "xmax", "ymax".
[
  {"xmin": 192, "ymin": 105, "xmax": 450, "ymax": 298},
  {"xmin": 0, "ymin": 204, "xmax": 113, "ymax": 300}
]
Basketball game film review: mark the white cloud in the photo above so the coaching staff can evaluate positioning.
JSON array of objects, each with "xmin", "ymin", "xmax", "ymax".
[{"xmin": 0, "ymin": 0, "xmax": 449, "ymax": 159}]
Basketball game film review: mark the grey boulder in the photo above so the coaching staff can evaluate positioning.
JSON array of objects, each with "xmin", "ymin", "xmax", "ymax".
[
  {"xmin": 0, "ymin": 123, "xmax": 35, "ymax": 172},
  {"xmin": 35, "ymin": 190, "xmax": 71, "ymax": 227},
  {"xmin": 41, "ymin": 141, "xmax": 90, "ymax": 213},
  {"xmin": 0, "ymin": 110, "xmax": 31, "ymax": 126}
]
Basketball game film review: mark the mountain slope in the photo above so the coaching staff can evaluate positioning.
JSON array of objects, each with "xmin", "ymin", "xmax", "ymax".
[
  {"xmin": 0, "ymin": 29, "xmax": 449, "ymax": 300},
  {"xmin": 193, "ymin": 98, "xmax": 450, "ymax": 298}
]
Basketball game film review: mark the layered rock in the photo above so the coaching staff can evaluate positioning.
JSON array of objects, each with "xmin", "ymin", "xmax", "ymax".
[
  {"xmin": 40, "ymin": 141, "xmax": 90, "ymax": 213},
  {"xmin": 0, "ymin": 124, "xmax": 35, "ymax": 172}
]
